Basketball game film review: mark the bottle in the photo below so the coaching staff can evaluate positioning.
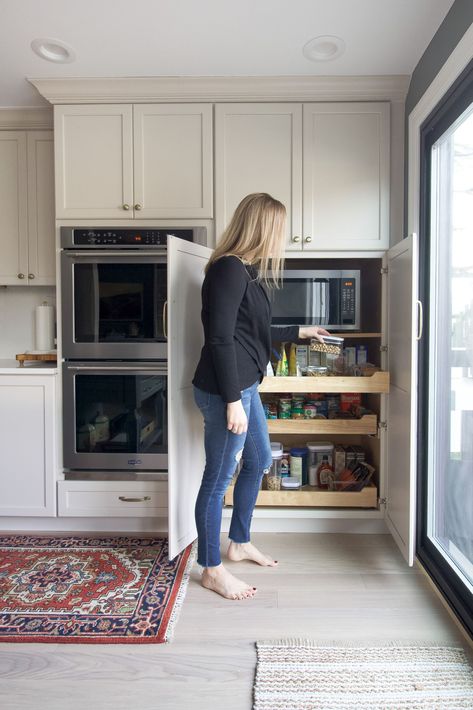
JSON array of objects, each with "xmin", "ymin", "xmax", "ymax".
[
  {"xmin": 317, "ymin": 455, "xmax": 335, "ymax": 489},
  {"xmin": 289, "ymin": 343, "xmax": 297, "ymax": 376},
  {"xmin": 94, "ymin": 404, "xmax": 110, "ymax": 443}
]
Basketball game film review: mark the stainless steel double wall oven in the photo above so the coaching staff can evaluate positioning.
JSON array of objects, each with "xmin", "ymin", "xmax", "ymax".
[{"xmin": 61, "ymin": 226, "xmax": 205, "ymax": 473}]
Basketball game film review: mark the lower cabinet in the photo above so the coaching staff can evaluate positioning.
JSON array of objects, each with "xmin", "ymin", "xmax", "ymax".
[
  {"xmin": 57, "ymin": 480, "xmax": 168, "ymax": 517},
  {"xmin": 0, "ymin": 374, "xmax": 57, "ymax": 516}
]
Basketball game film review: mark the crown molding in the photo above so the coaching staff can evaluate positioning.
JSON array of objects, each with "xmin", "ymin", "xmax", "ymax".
[
  {"xmin": 27, "ymin": 75, "xmax": 410, "ymax": 104},
  {"xmin": 0, "ymin": 107, "xmax": 53, "ymax": 129}
]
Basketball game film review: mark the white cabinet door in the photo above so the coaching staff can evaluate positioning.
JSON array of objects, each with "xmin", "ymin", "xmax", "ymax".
[
  {"xmin": 27, "ymin": 131, "xmax": 55, "ymax": 285},
  {"xmin": 303, "ymin": 102, "xmax": 390, "ymax": 251},
  {"xmin": 385, "ymin": 234, "xmax": 419, "ymax": 565},
  {"xmin": 0, "ymin": 132, "xmax": 28, "ymax": 285},
  {"xmin": 0, "ymin": 375, "xmax": 56, "ymax": 516},
  {"xmin": 167, "ymin": 236, "xmax": 212, "ymax": 559},
  {"xmin": 133, "ymin": 104, "xmax": 212, "ymax": 218},
  {"xmin": 54, "ymin": 105, "xmax": 134, "ymax": 219},
  {"xmin": 215, "ymin": 103, "xmax": 302, "ymax": 250}
]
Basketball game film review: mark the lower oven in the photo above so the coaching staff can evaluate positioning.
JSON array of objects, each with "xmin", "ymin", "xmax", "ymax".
[{"xmin": 63, "ymin": 361, "xmax": 168, "ymax": 472}]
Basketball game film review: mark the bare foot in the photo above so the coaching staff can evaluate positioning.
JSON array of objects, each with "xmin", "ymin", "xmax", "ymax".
[
  {"xmin": 227, "ymin": 541, "xmax": 279, "ymax": 567},
  {"xmin": 201, "ymin": 563, "xmax": 258, "ymax": 600}
]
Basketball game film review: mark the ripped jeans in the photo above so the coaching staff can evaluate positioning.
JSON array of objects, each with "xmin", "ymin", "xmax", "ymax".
[{"xmin": 193, "ymin": 380, "xmax": 273, "ymax": 567}]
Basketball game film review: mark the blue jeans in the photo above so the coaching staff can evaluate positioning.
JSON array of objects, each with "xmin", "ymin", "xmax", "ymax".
[{"xmin": 193, "ymin": 380, "xmax": 273, "ymax": 567}]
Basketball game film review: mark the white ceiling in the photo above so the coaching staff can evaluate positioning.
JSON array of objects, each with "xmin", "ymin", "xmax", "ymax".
[{"xmin": 0, "ymin": 0, "xmax": 456, "ymax": 107}]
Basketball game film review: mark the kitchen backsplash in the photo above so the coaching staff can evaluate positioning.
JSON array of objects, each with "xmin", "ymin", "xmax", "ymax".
[{"xmin": 0, "ymin": 286, "xmax": 56, "ymax": 358}]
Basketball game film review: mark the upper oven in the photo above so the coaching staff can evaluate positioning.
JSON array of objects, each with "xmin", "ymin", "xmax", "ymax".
[{"xmin": 60, "ymin": 227, "xmax": 204, "ymax": 360}]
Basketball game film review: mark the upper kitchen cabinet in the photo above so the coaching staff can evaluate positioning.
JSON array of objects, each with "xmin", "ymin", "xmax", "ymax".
[
  {"xmin": 54, "ymin": 104, "xmax": 213, "ymax": 220},
  {"xmin": 133, "ymin": 104, "xmax": 212, "ymax": 218},
  {"xmin": 303, "ymin": 102, "xmax": 390, "ymax": 251},
  {"xmin": 0, "ymin": 130, "xmax": 55, "ymax": 286},
  {"xmin": 54, "ymin": 105, "xmax": 134, "ymax": 219},
  {"xmin": 27, "ymin": 132, "xmax": 55, "ymax": 285},
  {"xmin": 215, "ymin": 103, "xmax": 302, "ymax": 250}
]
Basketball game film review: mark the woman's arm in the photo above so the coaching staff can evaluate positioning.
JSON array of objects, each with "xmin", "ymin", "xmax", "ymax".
[
  {"xmin": 208, "ymin": 256, "xmax": 247, "ymax": 404},
  {"xmin": 270, "ymin": 325, "xmax": 330, "ymax": 343}
]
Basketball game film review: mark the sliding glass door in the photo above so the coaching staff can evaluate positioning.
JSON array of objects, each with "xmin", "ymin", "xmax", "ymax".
[{"xmin": 418, "ymin": 60, "xmax": 473, "ymax": 636}]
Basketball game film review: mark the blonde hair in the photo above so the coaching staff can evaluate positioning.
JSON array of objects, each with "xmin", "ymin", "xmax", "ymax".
[{"xmin": 206, "ymin": 193, "xmax": 286, "ymax": 287}]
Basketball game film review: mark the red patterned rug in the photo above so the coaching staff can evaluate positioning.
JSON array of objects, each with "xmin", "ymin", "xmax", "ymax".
[{"xmin": 0, "ymin": 535, "xmax": 195, "ymax": 643}]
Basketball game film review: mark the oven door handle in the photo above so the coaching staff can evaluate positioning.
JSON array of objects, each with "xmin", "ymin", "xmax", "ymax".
[
  {"xmin": 66, "ymin": 365, "xmax": 167, "ymax": 373},
  {"xmin": 63, "ymin": 251, "xmax": 167, "ymax": 258}
]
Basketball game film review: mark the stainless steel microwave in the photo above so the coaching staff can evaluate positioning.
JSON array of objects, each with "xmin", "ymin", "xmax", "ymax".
[{"xmin": 269, "ymin": 270, "xmax": 361, "ymax": 331}]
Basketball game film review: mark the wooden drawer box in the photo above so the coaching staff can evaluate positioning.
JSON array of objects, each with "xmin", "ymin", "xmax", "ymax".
[{"xmin": 57, "ymin": 480, "xmax": 168, "ymax": 517}]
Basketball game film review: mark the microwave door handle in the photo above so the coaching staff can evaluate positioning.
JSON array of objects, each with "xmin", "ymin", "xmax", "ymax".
[
  {"xmin": 320, "ymin": 281, "xmax": 326, "ymax": 326},
  {"xmin": 311, "ymin": 280, "xmax": 318, "ymax": 325},
  {"xmin": 323, "ymin": 281, "xmax": 329, "ymax": 326}
]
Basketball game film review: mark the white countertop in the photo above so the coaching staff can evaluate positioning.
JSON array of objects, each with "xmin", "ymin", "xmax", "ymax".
[{"xmin": 0, "ymin": 359, "xmax": 58, "ymax": 374}]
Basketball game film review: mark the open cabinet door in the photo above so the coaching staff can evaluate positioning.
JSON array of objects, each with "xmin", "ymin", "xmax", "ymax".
[
  {"xmin": 167, "ymin": 236, "xmax": 212, "ymax": 559},
  {"xmin": 385, "ymin": 233, "xmax": 419, "ymax": 565}
]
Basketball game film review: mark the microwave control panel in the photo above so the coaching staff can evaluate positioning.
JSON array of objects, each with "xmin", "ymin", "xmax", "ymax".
[
  {"xmin": 64, "ymin": 228, "xmax": 194, "ymax": 247},
  {"xmin": 340, "ymin": 279, "xmax": 357, "ymax": 325}
]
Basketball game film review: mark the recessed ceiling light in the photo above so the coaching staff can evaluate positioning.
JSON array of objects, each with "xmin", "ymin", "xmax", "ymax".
[
  {"xmin": 303, "ymin": 35, "xmax": 345, "ymax": 62},
  {"xmin": 31, "ymin": 38, "xmax": 76, "ymax": 64}
]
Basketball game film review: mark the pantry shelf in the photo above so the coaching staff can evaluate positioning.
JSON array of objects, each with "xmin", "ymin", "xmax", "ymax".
[
  {"xmin": 224, "ymin": 483, "xmax": 378, "ymax": 509},
  {"xmin": 266, "ymin": 414, "xmax": 378, "ymax": 436},
  {"xmin": 258, "ymin": 371, "xmax": 390, "ymax": 394},
  {"xmin": 328, "ymin": 332, "xmax": 382, "ymax": 339}
]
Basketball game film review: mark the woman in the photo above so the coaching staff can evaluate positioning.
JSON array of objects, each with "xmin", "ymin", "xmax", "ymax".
[{"xmin": 192, "ymin": 193, "xmax": 329, "ymax": 600}]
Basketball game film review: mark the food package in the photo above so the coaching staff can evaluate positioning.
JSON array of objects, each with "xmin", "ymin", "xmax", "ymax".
[{"xmin": 276, "ymin": 342, "xmax": 289, "ymax": 376}]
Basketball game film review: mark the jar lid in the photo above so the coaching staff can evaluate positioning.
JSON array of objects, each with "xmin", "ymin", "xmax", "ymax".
[
  {"xmin": 290, "ymin": 447, "xmax": 308, "ymax": 455},
  {"xmin": 306, "ymin": 441, "xmax": 335, "ymax": 451},
  {"xmin": 281, "ymin": 477, "xmax": 302, "ymax": 489},
  {"xmin": 271, "ymin": 452, "xmax": 283, "ymax": 459},
  {"xmin": 271, "ymin": 441, "xmax": 283, "ymax": 455}
]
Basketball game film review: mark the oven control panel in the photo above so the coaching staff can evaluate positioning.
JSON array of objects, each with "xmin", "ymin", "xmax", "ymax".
[{"xmin": 64, "ymin": 229, "xmax": 194, "ymax": 247}]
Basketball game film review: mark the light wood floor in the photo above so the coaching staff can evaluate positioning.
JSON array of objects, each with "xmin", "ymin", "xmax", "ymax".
[{"xmin": 0, "ymin": 533, "xmax": 470, "ymax": 710}]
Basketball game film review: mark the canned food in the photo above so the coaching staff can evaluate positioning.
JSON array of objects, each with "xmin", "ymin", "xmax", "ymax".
[
  {"xmin": 303, "ymin": 404, "xmax": 318, "ymax": 419},
  {"xmin": 278, "ymin": 397, "xmax": 292, "ymax": 419}
]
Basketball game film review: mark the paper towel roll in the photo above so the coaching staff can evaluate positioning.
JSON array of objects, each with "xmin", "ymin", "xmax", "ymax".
[{"xmin": 35, "ymin": 301, "xmax": 55, "ymax": 351}]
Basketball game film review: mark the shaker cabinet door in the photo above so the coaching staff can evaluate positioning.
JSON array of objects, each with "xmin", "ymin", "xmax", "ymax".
[
  {"xmin": 215, "ymin": 103, "xmax": 302, "ymax": 250},
  {"xmin": 27, "ymin": 131, "xmax": 55, "ymax": 285},
  {"xmin": 303, "ymin": 102, "xmax": 390, "ymax": 251},
  {"xmin": 133, "ymin": 104, "xmax": 213, "ymax": 218},
  {"xmin": 0, "ymin": 376, "xmax": 57, "ymax": 516},
  {"xmin": 54, "ymin": 104, "xmax": 134, "ymax": 219},
  {"xmin": 0, "ymin": 132, "xmax": 28, "ymax": 285}
]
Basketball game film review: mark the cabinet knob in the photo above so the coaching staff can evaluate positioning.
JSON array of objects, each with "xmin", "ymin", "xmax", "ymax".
[
  {"xmin": 17, "ymin": 273, "xmax": 25, "ymax": 279},
  {"xmin": 28, "ymin": 273, "xmax": 35, "ymax": 280},
  {"xmin": 122, "ymin": 203, "xmax": 130, "ymax": 211},
  {"xmin": 292, "ymin": 236, "xmax": 301, "ymax": 243},
  {"xmin": 134, "ymin": 203, "xmax": 142, "ymax": 211},
  {"xmin": 305, "ymin": 236, "xmax": 312, "ymax": 243}
]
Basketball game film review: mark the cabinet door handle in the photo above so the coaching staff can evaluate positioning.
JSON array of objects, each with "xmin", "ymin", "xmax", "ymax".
[
  {"xmin": 118, "ymin": 496, "xmax": 151, "ymax": 502},
  {"xmin": 122, "ymin": 203, "xmax": 130, "ymax": 211},
  {"xmin": 134, "ymin": 203, "xmax": 142, "ymax": 211},
  {"xmin": 17, "ymin": 273, "xmax": 25, "ymax": 279},
  {"xmin": 416, "ymin": 300, "xmax": 423, "ymax": 341},
  {"xmin": 305, "ymin": 236, "xmax": 312, "ymax": 243},
  {"xmin": 28, "ymin": 273, "xmax": 35, "ymax": 279},
  {"xmin": 292, "ymin": 236, "xmax": 301, "ymax": 243},
  {"xmin": 163, "ymin": 300, "xmax": 168, "ymax": 339}
]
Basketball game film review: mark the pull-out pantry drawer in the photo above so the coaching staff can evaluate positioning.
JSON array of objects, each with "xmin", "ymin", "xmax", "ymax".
[{"xmin": 57, "ymin": 480, "xmax": 167, "ymax": 517}]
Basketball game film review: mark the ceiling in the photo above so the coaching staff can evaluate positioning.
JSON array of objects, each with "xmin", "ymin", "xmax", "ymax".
[{"xmin": 0, "ymin": 0, "xmax": 456, "ymax": 107}]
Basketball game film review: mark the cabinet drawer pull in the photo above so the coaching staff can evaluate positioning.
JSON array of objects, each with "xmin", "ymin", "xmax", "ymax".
[
  {"xmin": 292, "ymin": 236, "xmax": 301, "ymax": 243},
  {"xmin": 28, "ymin": 273, "xmax": 35, "ymax": 279},
  {"xmin": 17, "ymin": 273, "xmax": 25, "ymax": 279},
  {"xmin": 122, "ymin": 203, "xmax": 130, "ymax": 211},
  {"xmin": 118, "ymin": 495, "xmax": 151, "ymax": 502},
  {"xmin": 304, "ymin": 236, "xmax": 312, "ymax": 243},
  {"xmin": 163, "ymin": 300, "xmax": 168, "ymax": 339},
  {"xmin": 134, "ymin": 203, "xmax": 142, "ymax": 210}
]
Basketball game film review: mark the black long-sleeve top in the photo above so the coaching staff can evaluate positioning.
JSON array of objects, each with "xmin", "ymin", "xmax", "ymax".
[{"xmin": 192, "ymin": 255, "xmax": 299, "ymax": 403}]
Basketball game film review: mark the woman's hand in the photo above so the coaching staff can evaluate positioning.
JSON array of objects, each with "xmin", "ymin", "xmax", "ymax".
[
  {"xmin": 227, "ymin": 400, "xmax": 248, "ymax": 435},
  {"xmin": 298, "ymin": 326, "xmax": 331, "ymax": 343}
]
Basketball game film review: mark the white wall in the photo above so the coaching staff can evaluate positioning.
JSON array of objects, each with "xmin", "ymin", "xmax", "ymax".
[{"xmin": 0, "ymin": 286, "xmax": 56, "ymax": 358}]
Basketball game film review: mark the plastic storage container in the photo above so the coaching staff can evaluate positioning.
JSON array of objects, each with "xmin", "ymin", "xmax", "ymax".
[
  {"xmin": 267, "ymin": 441, "xmax": 284, "ymax": 490},
  {"xmin": 307, "ymin": 442, "xmax": 335, "ymax": 486}
]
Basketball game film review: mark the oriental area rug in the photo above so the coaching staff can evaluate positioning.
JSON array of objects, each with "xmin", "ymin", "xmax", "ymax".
[
  {"xmin": 254, "ymin": 639, "xmax": 473, "ymax": 710},
  {"xmin": 0, "ymin": 535, "xmax": 195, "ymax": 643}
]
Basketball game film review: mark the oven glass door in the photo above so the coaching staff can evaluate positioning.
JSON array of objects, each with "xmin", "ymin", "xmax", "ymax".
[
  {"xmin": 63, "ymin": 362, "xmax": 168, "ymax": 471},
  {"xmin": 61, "ymin": 252, "xmax": 167, "ymax": 358}
]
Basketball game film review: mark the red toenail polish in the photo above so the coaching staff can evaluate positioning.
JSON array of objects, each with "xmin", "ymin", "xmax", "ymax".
[{"xmin": 253, "ymin": 587, "xmax": 257, "ymax": 590}]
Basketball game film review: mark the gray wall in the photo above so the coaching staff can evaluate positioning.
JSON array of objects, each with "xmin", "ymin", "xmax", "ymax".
[{"xmin": 404, "ymin": 0, "xmax": 473, "ymax": 233}]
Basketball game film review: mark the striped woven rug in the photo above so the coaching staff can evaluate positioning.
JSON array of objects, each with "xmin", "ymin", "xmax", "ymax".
[{"xmin": 254, "ymin": 640, "xmax": 473, "ymax": 709}]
